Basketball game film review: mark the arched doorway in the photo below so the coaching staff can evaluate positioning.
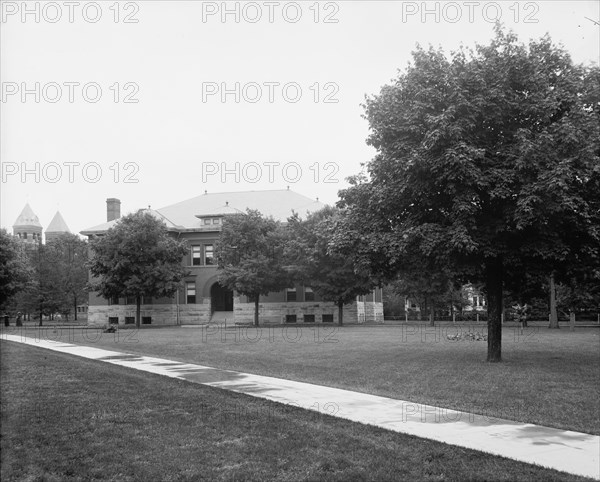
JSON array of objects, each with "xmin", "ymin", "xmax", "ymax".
[{"xmin": 211, "ymin": 283, "xmax": 233, "ymax": 312}]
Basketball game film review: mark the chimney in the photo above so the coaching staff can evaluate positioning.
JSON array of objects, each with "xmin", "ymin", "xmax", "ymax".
[{"xmin": 106, "ymin": 198, "xmax": 121, "ymax": 222}]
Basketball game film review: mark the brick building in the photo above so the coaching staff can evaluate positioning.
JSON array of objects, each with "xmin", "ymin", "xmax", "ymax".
[{"xmin": 81, "ymin": 190, "xmax": 384, "ymax": 326}]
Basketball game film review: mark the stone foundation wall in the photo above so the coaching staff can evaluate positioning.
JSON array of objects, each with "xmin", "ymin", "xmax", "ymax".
[
  {"xmin": 87, "ymin": 299, "xmax": 212, "ymax": 326},
  {"xmin": 87, "ymin": 298, "xmax": 384, "ymax": 326},
  {"xmin": 233, "ymin": 300, "xmax": 382, "ymax": 324}
]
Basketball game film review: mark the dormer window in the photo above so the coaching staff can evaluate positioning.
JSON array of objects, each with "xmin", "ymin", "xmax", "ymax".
[{"xmin": 203, "ymin": 218, "xmax": 211, "ymax": 225}]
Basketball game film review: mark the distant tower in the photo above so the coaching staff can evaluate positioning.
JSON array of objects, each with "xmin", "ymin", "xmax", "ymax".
[
  {"xmin": 45, "ymin": 211, "xmax": 71, "ymax": 243},
  {"xmin": 13, "ymin": 203, "xmax": 43, "ymax": 244}
]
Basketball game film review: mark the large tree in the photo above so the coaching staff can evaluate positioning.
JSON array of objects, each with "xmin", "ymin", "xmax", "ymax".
[
  {"xmin": 338, "ymin": 27, "xmax": 599, "ymax": 362},
  {"xmin": 216, "ymin": 210, "xmax": 290, "ymax": 326},
  {"xmin": 286, "ymin": 206, "xmax": 375, "ymax": 325},
  {"xmin": 87, "ymin": 211, "xmax": 189, "ymax": 327}
]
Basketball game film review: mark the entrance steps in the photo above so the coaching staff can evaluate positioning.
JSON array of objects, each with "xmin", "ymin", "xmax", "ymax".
[{"xmin": 209, "ymin": 311, "xmax": 235, "ymax": 325}]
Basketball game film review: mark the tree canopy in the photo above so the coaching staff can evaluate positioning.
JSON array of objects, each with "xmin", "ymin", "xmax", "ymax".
[
  {"xmin": 88, "ymin": 211, "xmax": 189, "ymax": 327},
  {"xmin": 286, "ymin": 206, "xmax": 375, "ymax": 325},
  {"xmin": 337, "ymin": 26, "xmax": 600, "ymax": 361}
]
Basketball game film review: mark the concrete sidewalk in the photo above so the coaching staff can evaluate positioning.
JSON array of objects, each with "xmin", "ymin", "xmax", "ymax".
[{"xmin": 3, "ymin": 334, "xmax": 599, "ymax": 480}]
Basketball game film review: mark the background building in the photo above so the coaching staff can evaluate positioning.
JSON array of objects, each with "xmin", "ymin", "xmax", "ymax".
[
  {"xmin": 81, "ymin": 189, "xmax": 384, "ymax": 326},
  {"xmin": 12, "ymin": 203, "xmax": 71, "ymax": 244}
]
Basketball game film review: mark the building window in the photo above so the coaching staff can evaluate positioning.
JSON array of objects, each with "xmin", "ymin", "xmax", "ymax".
[
  {"xmin": 204, "ymin": 245, "xmax": 214, "ymax": 265},
  {"xmin": 472, "ymin": 295, "xmax": 485, "ymax": 308},
  {"xmin": 286, "ymin": 314, "xmax": 297, "ymax": 323},
  {"xmin": 192, "ymin": 245, "xmax": 202, "ymax": 266},
  {"xmin": 142, "ymin": 317, "xmax": 152, "ymax": 324},
  {"xmin": 304, "ymin": 287, "xmax": 314, "ymax": 302},
  {"xmin": 203, "ymin": 218, "xmax": 211, "ymax": 225},
  {"xmin": 143, "ymin": 296, "xmax": 153, "ymax": 305},
  {"xmin": 322, "ymin": 314, "xmax": 334, "ymax": 323},
  {"xmin": 212, "ymin": 218, "xmax": 220, "ymax": 224},
  {"xmin": 108, "ymin": 296, "xmax": 119, "ymax": 305},
  {"xmin": 304, "ymin": 314, "xmax": 315, "ymax": 323},
  {"xmin": 186, "ymin": 282, "xmax": 196, "ymax": 304},
  {"xmin": 286, "ymin": 288, "xmax": 297, "ymax": 302},
  {"xmin": 108, "ymin": 317, "xmax": 119, "ymax": 325},
  {"xmin": 125, "ymin": 317, "xmax": 135, "ymax": 324}
]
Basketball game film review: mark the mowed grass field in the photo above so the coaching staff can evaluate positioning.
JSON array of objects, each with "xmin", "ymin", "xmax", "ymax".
[
  {"xmin": 1, "ymin": 342, "xmax": 594, "ymax": 482},
  {"xmin": 3, "ymin": 323, "xmax": 599, "ymax": 434}
]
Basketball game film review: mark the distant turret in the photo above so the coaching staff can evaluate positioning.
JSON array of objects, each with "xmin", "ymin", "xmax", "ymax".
[
  {"xmin": 45, "ymin": 211, "xmax": 71, "ymax": 243},
  {"xmin": 13, "ymin": 203, "xmax": 42, "ymax": 243}
]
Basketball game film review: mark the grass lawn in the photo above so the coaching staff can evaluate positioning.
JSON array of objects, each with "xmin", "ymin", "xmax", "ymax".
[
  {"xmin": 1, "ymin": 341, "xmax": 594, "ymax": 482},
  {"xmin": 3, "ymin": 323, "xmax": 599, "ymax": 435}
]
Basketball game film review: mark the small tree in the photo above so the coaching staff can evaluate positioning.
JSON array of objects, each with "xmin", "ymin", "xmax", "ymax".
[
  {"xmin": 37, "ymin": 242, "xmax": 67, "ymax": 323},
  {"xmin": 216, "ymin": 210, "xmax": 290, "ymax": 326},
  {"xmin": 286, "ymin": 207, "xmax": 375, "ymax": 325},
  {"xmin": 87, "ymin": 211, "xmax": 188, "ymax": 327},
  {"xmin": 47, "ymin": 234, "xmax": 88, "ymax": 320},
  {"xmin": 390, "ymin": 268, "xmax": 457, "ymax": 326},
  {"xmin": 0, "ymin": 229, "xmax": 32, "ymax": 311}
]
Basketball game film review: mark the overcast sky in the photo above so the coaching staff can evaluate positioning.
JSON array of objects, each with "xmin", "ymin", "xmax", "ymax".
[{"xmin": 1, "ymin": 0, "xmax": 598, "ymax": 237}]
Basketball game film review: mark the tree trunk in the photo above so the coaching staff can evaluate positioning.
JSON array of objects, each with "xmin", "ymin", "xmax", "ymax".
[
  {"xmin": 136, "ymin": 296, "xmax": 141, "ymax": 328},
  {"xmin": 338, "ymin": 300, "xmax": 344, "ymax": 326},
  {"xmin": 429, "ymin": 304, "xmax": 435, "ymax": 327},
  {"xmin": 548, "ymin": 273, "xmax": 559, "ymax": 329},
  {"xmin": 569, "ymin": 311, "xmax": 575, "ymax": 332},
  {"xmin": 254, "ymin": 295, "xmax": 259, "ymax": 327},
  {"xmin": 485, "ymin": 257, "xmax": 503, "ymax": 362},
  {"xmin": 73, "ymin": 294, "xmax": 78, "ymax": 321}
]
